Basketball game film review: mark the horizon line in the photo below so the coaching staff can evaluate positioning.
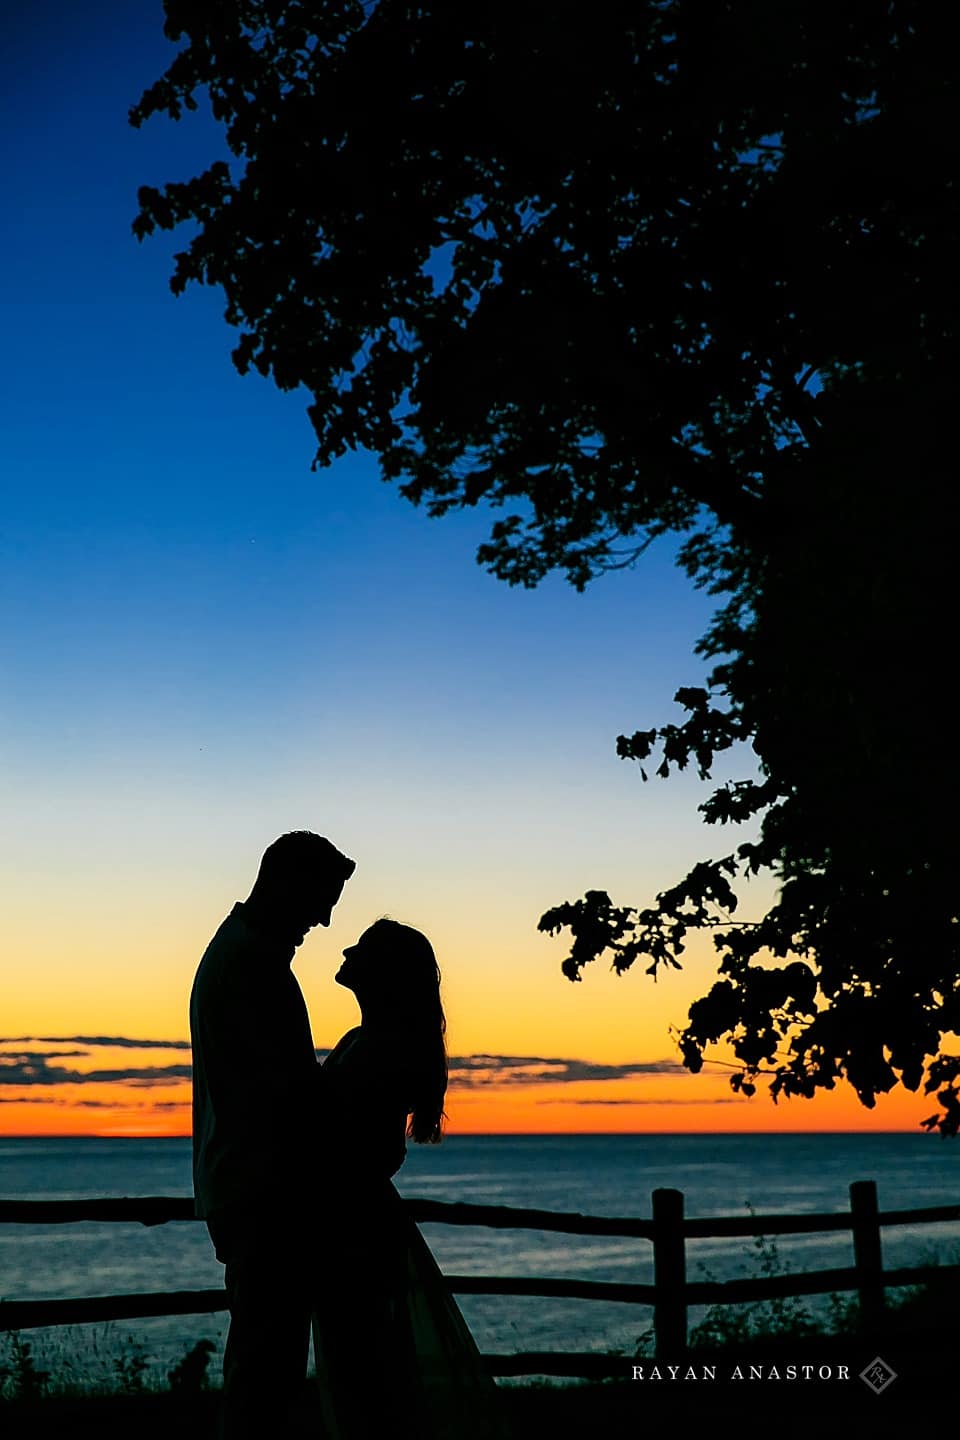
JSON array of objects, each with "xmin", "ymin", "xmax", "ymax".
[{"xmin": 0, "ymin": 1128, "xmax": 935, "ymax": 1140}]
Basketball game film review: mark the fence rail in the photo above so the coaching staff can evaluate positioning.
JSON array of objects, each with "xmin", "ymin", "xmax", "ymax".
[
  {"xmin": 4, "ymin": 1192, "xmax": 960, "ymax": 1235},
  {"xmin": 2, "ymin": 1181, "xmax": 959, "ymax": 1370}
]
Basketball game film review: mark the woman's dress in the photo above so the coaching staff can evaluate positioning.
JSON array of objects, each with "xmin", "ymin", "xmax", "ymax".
[{"xmin": 312, "ymin": 1027, "xmax": 510, "ymax": 1440}]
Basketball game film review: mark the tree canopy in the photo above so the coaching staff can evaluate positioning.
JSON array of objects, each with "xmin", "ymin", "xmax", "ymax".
[{"xmin": 132, "ymin": 1, "xmax": 960, "ymax": 1132}]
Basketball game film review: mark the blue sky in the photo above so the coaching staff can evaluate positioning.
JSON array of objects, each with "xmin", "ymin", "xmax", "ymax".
[{"xmin": 5, "ymin": 2, "xmax": 864, "ymax": 1135}]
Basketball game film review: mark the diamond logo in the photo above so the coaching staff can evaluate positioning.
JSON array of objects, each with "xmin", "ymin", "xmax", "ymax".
[{"xmin": 859, "ymin": 1356, "xmax": 897, "ymax": 1394}]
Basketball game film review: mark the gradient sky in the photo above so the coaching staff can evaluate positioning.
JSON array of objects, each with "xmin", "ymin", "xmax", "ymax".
[{"xmin": 0, "ymin": 2, "xmax": 933, "ymax": 1136}]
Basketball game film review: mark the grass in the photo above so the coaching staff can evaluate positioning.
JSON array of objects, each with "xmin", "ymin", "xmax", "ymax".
[
  {"xmin": 0, "ymin": 1328, "xmax": 218, "ymax": 1404},
  {"xmin": 681, "ymin": 1224, "xmax": 960, "ymax": 1351}
]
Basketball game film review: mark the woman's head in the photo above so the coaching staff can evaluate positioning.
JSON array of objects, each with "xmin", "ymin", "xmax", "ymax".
[
  {"xmin": 336, "ymin": 918, "xmax": 447, "ymax": 1143},
  {"xmin": 336, "ymin": 918, "xmax": 438, "ymax": 1006}
]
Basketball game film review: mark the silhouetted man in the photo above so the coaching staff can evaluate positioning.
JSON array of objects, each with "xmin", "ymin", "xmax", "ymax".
[{"xmin": 190, "ymin": 831, "xmax": 356, "ymax": 1439}]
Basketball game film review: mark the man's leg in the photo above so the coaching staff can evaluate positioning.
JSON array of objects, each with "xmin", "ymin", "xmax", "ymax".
[{"xmin": 208, "ymin": 1209, "xmax": 312, "ymax": 1439}]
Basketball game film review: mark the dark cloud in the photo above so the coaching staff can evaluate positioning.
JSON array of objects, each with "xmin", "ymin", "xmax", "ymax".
[
  {"xmin": 1, "ymin": 1038, "xmax": 706, "ymax": 1097},
  {"xmin": 101, "ymin": 1067, "xmax": 193, "ymax": 1085},
  {"xmin": 0, "ymin": 1054, "xmax": 192, "ymax": 1087},
  {"xmin": 446, "ymin": 1055, "xmax": 688, "ymax": 1087},
  {"xmin": 536, "ymin": 1096, "xmax": 742, "ymax": 1106},
  {"xmin": 0, "ymin": 1096, "xmax": 112, "ymax": 1107},
  {"xmin": 0, "ymin": 1049, "xmax": 88, "ymax": 1060},
  {"xmin": 315, "ymin": 1050, "xmax": 687, "ymax": 1087},
  {"xmin": 0, "ymin": 1035, "xmax": 190, "ymax": 1050}
]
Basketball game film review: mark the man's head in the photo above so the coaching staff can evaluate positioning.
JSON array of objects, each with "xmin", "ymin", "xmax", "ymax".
[{"xmin": 246, "ymin": 831, "xmax": 355, "ymax": 941}]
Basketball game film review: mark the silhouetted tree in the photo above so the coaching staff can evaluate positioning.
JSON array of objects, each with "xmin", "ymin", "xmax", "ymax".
[{"xmin": 132, "ymin": 3, "xmax": 960, "ymax": 1131}]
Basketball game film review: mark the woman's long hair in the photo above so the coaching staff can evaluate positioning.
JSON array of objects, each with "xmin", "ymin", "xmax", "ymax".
[{"xmin": 367, "ymin": 918, "xmax": 447, "ymax": 1144}]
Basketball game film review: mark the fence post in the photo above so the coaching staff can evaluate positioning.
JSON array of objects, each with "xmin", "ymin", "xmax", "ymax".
[
  {"xmin": 652, "ymin": 1187, "xmax": 686, "ymax": 1357},
  {"xmin": 850, "ymin": 1179, "xmax": 885, "ymax": 1333}
]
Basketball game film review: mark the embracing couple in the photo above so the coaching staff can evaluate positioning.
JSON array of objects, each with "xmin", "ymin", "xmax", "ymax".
[{"xmin": 190, "ymin": 831, "xmax": 505, "ymax": 1440}]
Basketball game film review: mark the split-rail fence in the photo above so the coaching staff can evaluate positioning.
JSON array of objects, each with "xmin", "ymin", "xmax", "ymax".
[{"xmin": 2, "ymin": 1179, "xmax": 958, "ymax": 1376}]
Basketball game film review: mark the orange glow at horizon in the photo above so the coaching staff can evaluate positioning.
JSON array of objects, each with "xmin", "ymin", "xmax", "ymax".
[
  {"xmin": 0, "ymin": 1070, "xmax": 937, "ymax": 1139},
  {"xmin": 2, "ymin": 934, "xmax": 952, "ymax": 1140}
]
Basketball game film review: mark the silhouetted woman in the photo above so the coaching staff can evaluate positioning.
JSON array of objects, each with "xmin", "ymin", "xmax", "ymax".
[{"xmin": 313, "ymin": 918, "xmax": 508, "ymax": 1440}]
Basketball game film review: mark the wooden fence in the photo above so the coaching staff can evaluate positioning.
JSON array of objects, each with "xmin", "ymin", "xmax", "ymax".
[{"xmin": 1, "ymin": 1180, "xmax": 959, "ymax": 1376}]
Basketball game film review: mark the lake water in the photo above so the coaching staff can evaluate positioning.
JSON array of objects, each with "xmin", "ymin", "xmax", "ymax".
[{"xmin": 1, "ymin": 1133, "xmax": 958, "ymax": 1387}]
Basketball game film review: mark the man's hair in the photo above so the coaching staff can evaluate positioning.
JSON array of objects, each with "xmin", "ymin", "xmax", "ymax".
[{"xmin": 256, "ymin": 831, "xmax": 355, "ymax": 891}]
